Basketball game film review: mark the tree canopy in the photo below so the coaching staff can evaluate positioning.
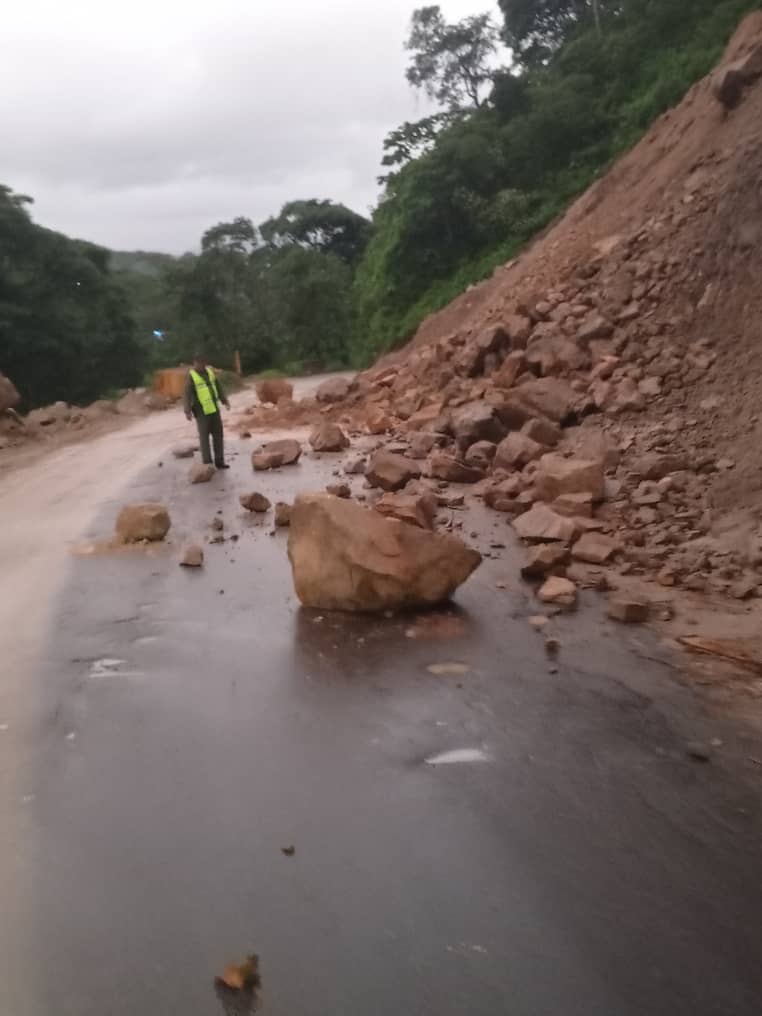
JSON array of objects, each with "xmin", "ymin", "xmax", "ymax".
[{"xmin": 0, "ymin": 186, "xmax": 144, "ymax": 408}]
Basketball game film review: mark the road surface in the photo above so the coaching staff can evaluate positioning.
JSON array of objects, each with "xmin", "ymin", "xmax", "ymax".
[{"xmin": 1, "ymin": 382, "xmax": 761, "ymax": 1015}]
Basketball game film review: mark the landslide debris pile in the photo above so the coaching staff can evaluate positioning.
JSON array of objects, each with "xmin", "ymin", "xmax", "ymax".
[{"xmin": 281, "ymin": 15, "xmax": 762, "ymax": 603}]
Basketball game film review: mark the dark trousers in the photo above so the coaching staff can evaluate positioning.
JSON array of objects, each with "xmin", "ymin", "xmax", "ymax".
[{"xmin": 195, "ymin": 410, "xmax": 225, "ymax": 466}]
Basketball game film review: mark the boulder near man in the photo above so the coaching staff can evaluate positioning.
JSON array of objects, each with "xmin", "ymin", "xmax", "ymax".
[{"xmin": 184, "ymin": 353, "xmax": 231, "ymax": 469}]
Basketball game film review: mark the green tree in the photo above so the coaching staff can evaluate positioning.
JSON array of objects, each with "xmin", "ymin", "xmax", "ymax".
[
  {"xmin": 405, "ymin": 5, "xmax": 501, "ymax": 109},
  {"xmin": 260, "ymin": 200, "xmax": 371, "ymax": 267},
  {"xmin": 0, "ymin": 185, "xmax": 143, "ymax": 408}
]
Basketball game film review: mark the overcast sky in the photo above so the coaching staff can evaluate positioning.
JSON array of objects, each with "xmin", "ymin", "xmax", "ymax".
[{"xmin": 1, "ymin": 0, "xmax": 501, "ymax": 253}]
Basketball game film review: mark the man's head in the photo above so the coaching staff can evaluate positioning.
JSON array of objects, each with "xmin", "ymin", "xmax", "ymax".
[{"xmin": 192, "ymin": 351, "xmax": 207, "ymax": 370}]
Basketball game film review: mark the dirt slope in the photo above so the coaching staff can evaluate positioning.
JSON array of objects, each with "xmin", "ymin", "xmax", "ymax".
[{"xmin": 305, "ymin": 12, "xmax": 762, "ymax": 608}]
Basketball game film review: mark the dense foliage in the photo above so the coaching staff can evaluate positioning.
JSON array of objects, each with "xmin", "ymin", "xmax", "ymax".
[
  {"xmin": 351, "ymin": 0, "xmax": 759, "ymax": 362},
  {"xmin": 0, "ymin": 186, "xmax": 144, "ymax": 408},
  {"xmin": 2, "ymin": 0, "xmax": 758, "ymax": 408}
]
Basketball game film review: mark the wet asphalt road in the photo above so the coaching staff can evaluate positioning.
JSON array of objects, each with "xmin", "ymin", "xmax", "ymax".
[{"xmin": 2, "ymin": 433, "xmax": 762, "ymax": 1016}]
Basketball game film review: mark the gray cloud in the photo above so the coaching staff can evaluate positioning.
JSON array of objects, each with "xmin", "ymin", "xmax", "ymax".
[{"xmin": 1, "ymin": 0, "xmax": 500, "ymax": 252}]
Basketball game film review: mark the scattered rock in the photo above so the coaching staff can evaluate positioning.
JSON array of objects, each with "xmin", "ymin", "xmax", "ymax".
[
  {"xmin": 572, "ymin": 532, "xmax": 618, "ymax": 564},
  {"xmin": 116, "ymin": 503, "xmax": 171, "ymax": 543},
  {"xmin": 189, "ymin": 463, "xmax": 215, "ymax": 484},
  {"xmin": 309, "ymin": 422, "xmax": 350, "ymax": 452},
  {"xmin": 464, "ymin": 440, "xmax": 497, "ymax": 470},
  {"xmin": 494, "ymin": 432, "xmax": 545, "ymax": 471},
  {"xmin": 607, "ymin": 597, "xmax": 649, "ymax": 623},
  {"xmin": 521, "ymin": 543, "xmax": 569, "ymax": 579},
  {"xmin": 534, "ymin": 452, "xmax": 605, "ymax": 502},
  {"xmin": 252, "ymin": 439, "xmax": 302, "ymax": 470},
  {"xmin": 528, "ymin": 614, "xmax": 549, "ymax": 629},
  {"xmin": 287, "ymin": 494, "xmax": 481, "ymax": 611},
  {"xmin": 429, "ymin": 453, "xmax": 485, "ymax": 484},
  {"xmin": 180, "ymin": 544, "xmax": 204, "ymax": 568},
  {"xmin": 513, "ymin": 503, "xmax": 578, "ymax": 543},
  {"xmin": 326, "ymin": 482, "xmax": 351, "ymax": 498},
  {"xmin": 409, "ymin": 432, "xmax": 438, "ymax": 459},
  {"xmin": 537, "ymin": 575, "xmax": 577, "ymax": 608},
  {"xmin": 344, "ymin": 456, "xmax": 367, "ymax": 475},
  {"xmin": 240, "ymin": 492, "xmax": 272, "ymax": 513},
  {"xmin": 274, "ymin": 502, "xmax": 292, "ymax": 527},
  {"xmin": 366, "ymin": 408, "xmax": 392, "ymax": 434},
  {"xmin": 366, "ymin": 450, "xmax": 421, "ymax": 491}
]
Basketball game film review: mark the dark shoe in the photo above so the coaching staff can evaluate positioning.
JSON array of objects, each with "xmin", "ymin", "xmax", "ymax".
[{"xmin": 216, "ymin": 463, "xmax": 230, "ymax": 470}]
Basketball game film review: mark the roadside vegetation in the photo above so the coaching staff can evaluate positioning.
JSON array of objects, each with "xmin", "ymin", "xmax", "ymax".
[{"xmin": 1, "ymin": 0, "xmax": 757, "ymax": 408}]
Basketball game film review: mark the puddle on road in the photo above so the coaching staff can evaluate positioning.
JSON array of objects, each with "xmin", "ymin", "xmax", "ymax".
[{"xmin": 425, "ymin": 748, "xmax": 491, "ymax": 766}]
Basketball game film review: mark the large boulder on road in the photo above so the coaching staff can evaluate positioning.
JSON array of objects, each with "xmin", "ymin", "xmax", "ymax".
[
  {"xmin": 287, "ymin": 494, "xmax": 481, "ymax": 612},
  {"xmin": 116, "ymin": 503, "xmax": 171, "ymax": 543},
  {"xmin": 0, "ymin": 373, "xmax": 20, "ymax": 414},
  {"xmin": 316, "ymin": 376, "xmax": 353, "ymax": 404},
  {"xmin": 256, "ymin": 378, "xmax": 293, "ymax": 404},
  {"xmin": 309, "ymin": 422, "xmax": 350, "ymax": 452}
]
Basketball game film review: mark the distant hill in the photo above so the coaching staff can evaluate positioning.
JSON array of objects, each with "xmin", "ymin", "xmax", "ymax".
[{"xmin": 109, "ymin": 250, "xmax": 182, "ymax": 276}]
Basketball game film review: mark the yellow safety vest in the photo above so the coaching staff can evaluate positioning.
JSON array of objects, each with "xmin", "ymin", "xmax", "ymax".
[{"xmin": 190, "ymin": 368, "xmax": 220, "ymax": 416}]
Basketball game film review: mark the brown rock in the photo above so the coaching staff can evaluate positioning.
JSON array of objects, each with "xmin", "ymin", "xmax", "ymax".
[
  {"xmin": 287, "ymin": 494, "xmax": 481, "ymax": 611},
  {"xmin": 535, "ymin": 452, "xmax": 605, "ymax": 502},
  {"xmin": 326, "ymin": 482, "xmax": 351, "ymax": 498},
  {"xmin": 526, "ymin": 335, "xmax": 589, "ymax": 376},
  {"xmin": 409, "ymin": 432, "xmax": 439, "ymax": 459},
  {"xmin": 450, "ymin": 402, "xmax": 506, "ymax": 448},
  {"xmin": 344, "ymin": 456, "xmax": 367, "ymax": 475},
  {"xmin": 505, "ymin": 314, "xmax": 533, "ymax": 350},
  {"xmin": 537, "ymin": 576, "xmax": 577, "ymax": 608},
  {"xmin": 514, "ymin": 377, "xmax": 578, "ymax": 424},
  {"xmin": 521, "ymin": 543, "xmax": 569, "ymax": 579},
  {"xmin": 274, "ymin": 502, "xmax": 292, "ymax": 527},
  {"xmin": 572, "ymin": 532, "xmax": 618, "ymax": 564},
  {"xmin": 240, "ymin": 492, "xmax": 272, "ymax": 513},
  {"xmin": 366, "ymin": 408, "xmax": 392, "ymax": 435},
  {"xmin": 252, "ymin": 439, "xmax": 302, "ymax": 470},
  {"xmin": 366, "ymin": 450, "xmax": 421, "ymax": 491},
  {"xmin": 521, "ymin": 417, "xmax": 560, "ymax": 447},
  {"xmin": 189, "ymin": 463, "xmax": 216, "ymax": 484},
  {"xmin": 464, "ymin": 440, "xmax": 497, "ymax": 470},
  {"xmin": 577, "ymin": 313, "xmax": 614, "ymax": 344},
  {"xmin": 552, "ymin": 492, "xmax": 593, "ymax": 518},
  {"xmin": 493, "ymin": 350, "xmax": 526, "ymax": 388},
  {"xmin": 116, "ymin": 503, "xmax": 171, "ymax": 543},
  {"xmin": 429, "ymin": 453, "xmax": 485, "ymax": 484},
  {"xmin": 513, "ymin": 504, "xmax": 578, "ymax": 543},
  {"xmin": 607, "ymin": 598, "xmax": 649, "ymax": 623},
  {"xmin": 494, "ymin": 432, "xmax": 545, "ymax": 471},
  {"xmin": 316, "ymin": 376, "xmax": 353, "ymax": 403},
  {"xmin": 484, "ymin": 476, "xmax": 523, "ymax": 513},
  {"xmin": 375, "ymin": 492, "xmax": 438, "ymax": 530},
  {"xmin": 255, "ymin": 378, "xmax": 293, "ymax": 404},
  {"xmin": 309, "ymin": 422, "xmax": 350, "ymax": 452},
  {"xmin": 180, "ymin": 544, "xmax": 204, "ymax": 568}
]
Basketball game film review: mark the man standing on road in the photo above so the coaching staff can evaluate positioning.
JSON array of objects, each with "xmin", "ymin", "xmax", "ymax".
[{"xmin": 184, "ymin": 352, "xmax": 231, "ymax": 469}]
